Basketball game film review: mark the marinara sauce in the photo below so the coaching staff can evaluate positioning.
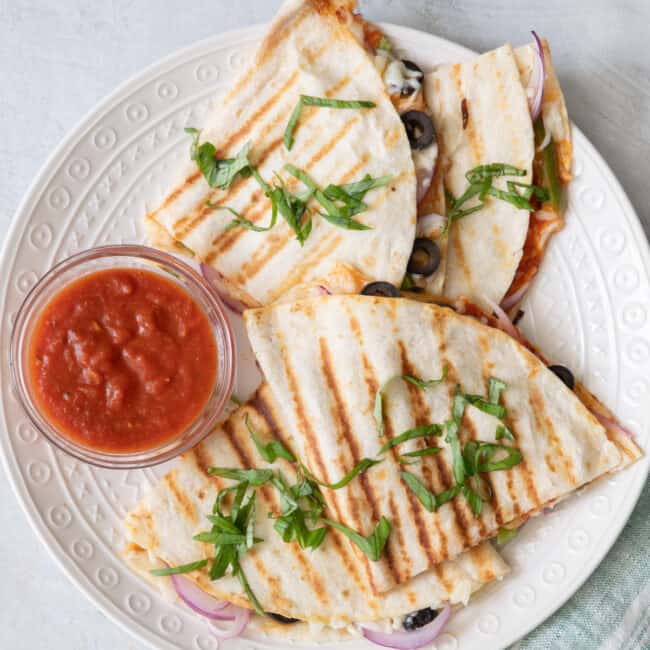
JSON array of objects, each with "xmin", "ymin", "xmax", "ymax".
[{"xmin": 28, "ymin": 268, "xmax": 217, "ymax": 453}]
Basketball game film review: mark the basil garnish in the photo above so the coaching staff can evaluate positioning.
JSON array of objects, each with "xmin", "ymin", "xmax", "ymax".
[
  {"xmin": 378, "ymin": 424, "xmax": 442, "ymax": 454},
  {"xmin": 185, "ymin": 128, "xmax": 252, "ymax": 189},
  {"xmin": 496, "ymin": 526, "xmax": 518, "ymax": 545},
  {"xmin": 245, "ymin": 415, "xmax": 296, "ymax": 464},
  {"xmin": 207, "ymin": 202, "xmax": 278, "ymax": 233},
  {"xmin": 398, "ymin": 446, "xmax": 442, "ymax": 464},
  {"xmin": 441, "ymin": 162, "xmax": 549, "ymax": 238},
  {"xmin": 320, "ymin": 516, "xmax": 391, "ymax": 562},
  {"xmin": 207, "ymin": 467, "xmax": 274, "ymax": 486},
  {"xmin": 374, "ymin": 367, "xmax": 448, "ymax": 437},
  {"xmin": 284, "ymin": 95, "xmax": 376, "ymax": 150},
  {"xmin": 307, "ymin": 457, "xmax": 383, "ymax": 490},
  {"xmin": 150, "ymin": 559, "xmax": 208, "ymax": 576}
]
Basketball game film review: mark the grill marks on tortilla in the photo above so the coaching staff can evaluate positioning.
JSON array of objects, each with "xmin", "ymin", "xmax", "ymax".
[
  {"xmin": 527, "ymin": 383, "xmax": 579, "ymax": 487},
  {"xmin": 396, "ymin": 340, "xmax": 458, "ymax": 560},
  {"xmin": 318, "ymin": 336, "xmax": 402, "ymax": 585},
  {"xmin": 163, "ymin": 472, "xmax": 199, "ymax": 525}
]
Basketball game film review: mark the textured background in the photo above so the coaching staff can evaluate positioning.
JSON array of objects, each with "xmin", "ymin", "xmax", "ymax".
[{"xmin": 0, "ymin": 1, "xmax": 648, "ymax": 648}]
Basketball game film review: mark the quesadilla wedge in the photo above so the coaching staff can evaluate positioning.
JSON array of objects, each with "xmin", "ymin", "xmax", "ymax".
[
  {"xmin": 124, "ymin": 384, "xmax": 509, "ymax": 630},
  {"xmin": 245, "ymin": 295, "xmax": 641, "ymax": 593},
  {"xmin": 145, "ymin": 0, "xmax": 441, "ymax": 309},
  {"xmin": 417, "ymin": 37, "xmax": 571, "ymax": 311}
]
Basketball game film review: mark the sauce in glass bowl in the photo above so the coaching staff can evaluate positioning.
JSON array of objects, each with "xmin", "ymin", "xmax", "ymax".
[
  {"xmin": 28, "ymin": 268, "xmax": 217, "ymax": 453},
  {"xmin": 11, "ymin": 245, "xmax": 234, "ymax": 469}
]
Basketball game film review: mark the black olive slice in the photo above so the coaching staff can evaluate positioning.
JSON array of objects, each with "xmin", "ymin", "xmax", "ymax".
[
  {"xmin": 407, "ymin": 238, "xmax": 441, "ymax": 276},
  {"xmin": 402, "ymin": 607, "xmax": 438, "ymax": 631},
  {"xmin": 402, "ymin": 59, "xmax": 424, "ymax": 77},
  {"xmin": 548, "ymin": 364, "xmax": 575, "ymax": 390},
  {"xmin": 267, "ymin": 612, "xmax": 300, "ymax": 624},
  {"xmin": 361, "ymin": 281, "xmax": 400, "ymax": 298},
  {"xmin": 401, "ymin": 110, "xmax": 436, "ymax": 150}
]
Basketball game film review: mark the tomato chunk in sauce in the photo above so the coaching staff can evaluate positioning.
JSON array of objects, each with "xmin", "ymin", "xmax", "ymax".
[{"xmin": 29, "ymin": 269, "xmax": 217, "ymax": 453}]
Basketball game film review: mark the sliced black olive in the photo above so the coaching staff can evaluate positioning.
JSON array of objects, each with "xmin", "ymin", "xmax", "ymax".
[
  {"xmin": 512, "ymin": 309, "xmax": 525, "ymax": 326},
  {"xmin": 402, "ymin": 60, "xmax": 424, "ymax": 77},
  {"xmin": 266, "ymin": 612, "xmax": 300, "ymax": 624},
  {"xmin": 407, "ymin": 238, "xmax": 441, "ymax": 276},
  {"xmin": 401, "ymin": 110, "xmax": 435, "ymax": 150},
  {"xmin": 361, "ymin": 281, "xmax": 400, "ymax": 298},
  {"xmin": 402, "ymin": 607, "xmax": 438, "ymax": 631},
  {"xmin": 548, "ymin": 364, "xmax": 575, "ymax": 390}
]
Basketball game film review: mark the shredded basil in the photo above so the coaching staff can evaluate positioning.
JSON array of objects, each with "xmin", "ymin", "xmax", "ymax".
[
  {"xmin": 402, "ymin": 366, "xmax": 449, "ymax": 389},
  {"xmin": 398, "ymin": 447, "xmax": 442, "ymax": 464},
  {"xmin": 207, "ymin": 467, "xmax": 274, "ymax": 486},
  {"xmin": 441, "ymin": 162, "xmax": 548, "ymax": 239},
  {"xmin": 207, "ymin": 201, "xmax": 278, "ymax": 233},
  {"xmin": 308, "ymin": 457, "xmax": 383, "ymax": 490},
  {"xmin": 185, "ymin": 128, "xmax": 252, "ymax": 189},
  {"xmin": 488, "ymin": 377, "xmax": 507, "ymax": 405},
  {"xmin": 150, "ymin": 559, "xmax": 208, "ymax": 576},
  {"xmin": 374, "ymin": 367, "xmax": 448, "ymax": 437},
  {"xmin": 284, "ymin": 95, "xmax": 376, "ymax": 150},
  {"xmin": 496, "ymin": 526, "xmax": 518, "ymax": 545},
  {"xmin": 319, "ymin": 516, "xmax": 391, "ymax": 561},
  {"xmin": 378, "ymin": 424, "xmax": 442, "ymax": 454},
  {"xmin": 245, "ymin": 414, "xmax": 296, "ymax": 464}
]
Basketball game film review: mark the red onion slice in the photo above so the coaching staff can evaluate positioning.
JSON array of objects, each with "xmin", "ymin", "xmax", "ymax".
[
  {"xmin": 528, "ymin": 31, "xmax": 545, "ymax": 121},
  {"xmin": 361, "ymin": 604, "xmax": 451, "ymax": 649},
  {"xmin": 170, "ymin": 573, "xmax": 235, "ymax": 620},
  {"xmin": 200, "ymin": 262, "xmax": 247, "ymax": 315},
  {"xmin": 209, "ymin": 607, "xmax": 252, "ymax": 639},
  {"xmin": 483, "ymin": 297, "xmax": 521, "ymax": 341},
  {"xmin": 500, "ymin": 281, "xmax": 531, "ymax": 312},
  {"xmin": 591, "ymin": 411, "xmax": 636, "ymax": 439}
]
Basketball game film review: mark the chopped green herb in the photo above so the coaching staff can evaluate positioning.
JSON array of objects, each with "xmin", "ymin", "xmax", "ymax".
[
  {"xmin": 488, "ymin": 377, "xmax": 507, "ymax": 405},
  {"xmin": 400, "ymin": 274, "xmax": 416, "ymax": 290},
  {"xmin": 150, "ymin": 559, "xmax": 208, "ymax": 576},
  {"xmin": 377, "ymin": 35, "xmax": 392, "ymax": 52},
  {"xmin": 208, "ymin": 467, "xmax": 274, "ymax": 486},
  {"xmin": 398, "ymin": 447, "xmax": 442, "ymax": 464},
  {"xmin": 320, "ymin": 516, "xmax": 391, "ymax": 561},
  {"xmin": 284, "ymin": 95, "xmax": 376, "ymax": 150},
  {"xmin": 445, "ymin": 416, "xmax": 466, "ymax": 485},
  {"xmin": 206, "ymin": 201, "xmax": 277, "ymax": 233},
  {"xmin": 460, "ymin": 484, "xmax": 483, "ymax": 517},
  {"xmin": 496, "ymin": 526, "xmax": 518, "ymax": 545},
  {"xmin": 378, "ymin": 424, "xmax": 442, "ymax": 454},
  {"xmin": 402, "ymin": 366, "xmax": 449, "ymax": 390},
  {"xmin": 474, "ymin": 442, "xmax": 523, "ymax": 472},
  {"xmin": 464, "ymin": 394, "xmax": 507, "ymax": 419},
  {"xmin": 245, "ymin": 414, "xmax": 296, "ymax": 464},
  {"xmin": 440, "ymin": 163, "xmax": 547, "ymax": 240},
  {"xmin": 534, "ymin": 118, "xmax": 562, "ymax": 211},
  {"xmin": 400, "ymin": 471, "xmax": 436, "ymax": 511},
  {"xmin": 185, "ymin": 128, "xmax": 252, "ymax": 190},
  {"xmin": 309, "ymin": 457, "xmax": 383, "ymax": 490},
  {"xmin": 229, "ymin": 394, "xmax": 243, "ymax": 407},
  {"xmin": 496, "ymin": 424, "xmax": 515, "ymax": 442}
]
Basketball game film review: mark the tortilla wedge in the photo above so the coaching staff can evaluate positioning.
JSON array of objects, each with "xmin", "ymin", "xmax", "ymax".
[
  {"xmin": 244, "ymin": 295, "xmax": 641, "ymax": 594},
  {"xmin": 145, "ymin": 0, "xmax": 417, "ymax": 308},
  {"xmin": 123, "ymin": 383, "xmax": 509, "ymax": 627}
]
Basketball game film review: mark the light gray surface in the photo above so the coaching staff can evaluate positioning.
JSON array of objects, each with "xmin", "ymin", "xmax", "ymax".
[{"xmin": 0, "ymin": 1, "xmax": 648, "ymax": 649}]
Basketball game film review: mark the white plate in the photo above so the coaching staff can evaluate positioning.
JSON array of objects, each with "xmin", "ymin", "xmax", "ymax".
[{"xmin": 1, "ymin": 23, "xmax": 648, "ymax": 650}]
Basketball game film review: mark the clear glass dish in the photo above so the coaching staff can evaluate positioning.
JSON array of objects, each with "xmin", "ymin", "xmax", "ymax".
[{"xmin": 10, "ymin": 245, "xmax": 235, "ymax": 469}]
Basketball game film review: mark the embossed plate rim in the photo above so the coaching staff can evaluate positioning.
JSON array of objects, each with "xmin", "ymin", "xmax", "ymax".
[{"xmin": 1, "ymin": 22, "xmax": 648, "ymax": 650}]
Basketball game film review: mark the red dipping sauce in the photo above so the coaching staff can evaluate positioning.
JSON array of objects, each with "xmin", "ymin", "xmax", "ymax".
[{"xmin": 28, "ymin": 268, "xmax": 218, "ymax": 453}]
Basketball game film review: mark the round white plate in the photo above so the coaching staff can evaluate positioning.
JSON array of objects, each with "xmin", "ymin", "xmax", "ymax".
[{"xmin": 1, "ymin": 23, "xmax": 648, "ymax": 650}]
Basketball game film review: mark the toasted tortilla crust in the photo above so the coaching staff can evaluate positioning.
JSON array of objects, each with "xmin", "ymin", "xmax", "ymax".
[
  {"xmin": 146, "ymin": 0, "xmax": 415, "ymax": 309},
  {"xmin": 124, "ymin": 382, "xmax": 509, "ymax": 626},
  {"xmin": 245, "ymin": 295, "xmax": 631, "ymax": 593}
]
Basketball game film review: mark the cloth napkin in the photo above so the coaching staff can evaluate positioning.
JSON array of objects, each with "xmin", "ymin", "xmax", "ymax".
[{"xmin": 513, "ymin": 479, "xmax": 650, "ymax": 649}]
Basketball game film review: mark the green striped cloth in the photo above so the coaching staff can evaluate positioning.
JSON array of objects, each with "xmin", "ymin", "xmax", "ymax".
[{"xmin": 513, "ymin": 479, "xmax": 650, "ymax": 649}]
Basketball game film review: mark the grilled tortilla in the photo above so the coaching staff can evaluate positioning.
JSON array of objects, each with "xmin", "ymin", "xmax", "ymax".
[
  {"xmin": 145, "ymin": 0, "xmax": 418, "ymax": 308},
  {"xmin": 245, "ymin": 295, "xmax": 641, "ymax": 594},
  {"xmin": 124, "ymin": 384, "xmax": 509, "ymax": 627},
  {"xmin": 422, "ymin": 40, "xmax": 571, "ymax": 309}
]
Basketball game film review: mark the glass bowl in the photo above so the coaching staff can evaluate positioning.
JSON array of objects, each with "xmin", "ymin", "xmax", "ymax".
[{"xmin": 10, "ymin": 245, "xmax": 235, "ymax": 469}]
